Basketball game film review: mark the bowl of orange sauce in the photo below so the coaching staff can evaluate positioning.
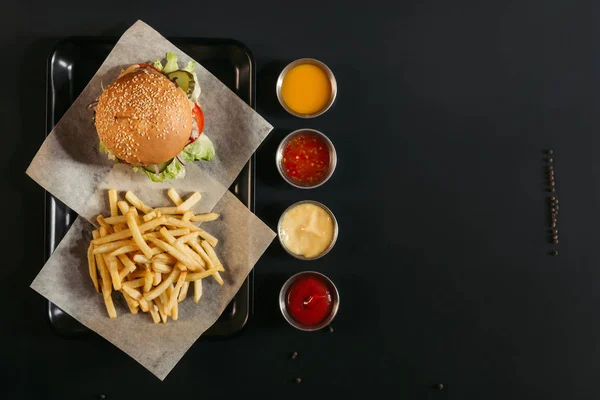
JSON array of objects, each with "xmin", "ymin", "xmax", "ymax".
[{"xmin": 276, "ymin": 58, "xmax": 337, "ymax": 118}]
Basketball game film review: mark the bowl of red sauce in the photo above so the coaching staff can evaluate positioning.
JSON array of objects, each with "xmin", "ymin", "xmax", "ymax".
[
  {"xmin": 276, "ymin": 129, "xmax": 337, "ymax": 189},
  {"xmin": 279, "ymin": 271, "xmax": 339, "ymax": 331}
]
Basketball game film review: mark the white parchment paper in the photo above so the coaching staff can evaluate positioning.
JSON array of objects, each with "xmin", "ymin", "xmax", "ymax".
[{"xmin": 26, "ymin": 20, "xmax": 276, "ymax": 380}]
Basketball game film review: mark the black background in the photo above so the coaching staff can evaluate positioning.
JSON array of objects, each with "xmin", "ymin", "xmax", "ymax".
[{"xmin": 3, "ymin": 1, "xmax": 597, "ymax": 398}]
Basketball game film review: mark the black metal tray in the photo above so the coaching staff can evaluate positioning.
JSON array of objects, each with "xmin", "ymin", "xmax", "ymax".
[{"xmin": 45, "ymin": 37, "xmax": 256, "ymax": 337}]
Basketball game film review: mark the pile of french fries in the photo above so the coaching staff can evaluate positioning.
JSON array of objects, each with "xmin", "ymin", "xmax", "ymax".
[{"xmin": 87, "ymin": 188, "xmax": 225, "ymax": 323}]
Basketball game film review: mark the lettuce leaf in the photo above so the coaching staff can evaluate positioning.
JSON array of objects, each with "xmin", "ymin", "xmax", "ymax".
[
  {"xmin": 183, "ymin": 61, "xmax": 196, "ymax": 72},
  {"xmin": 138, "ymin": 158, "xmax": 186, "ymax": 182},
  {"xmin": 99, "ymin": 141, "xmax": 118, "ymax": 162},
  {"xmin": 162, "ymin": 52, "xmax": 179, "ymax": 74},
  {"xmin": 153, "ymin": 60, "xmax": 164, "ymax": 71},
  {"xmin": 182, "ymin": 60, "xmax": 201, "ymax": 102},
  {"xmin": 180, "ymin": 135, "xmax": 215, "ymax": 162}
]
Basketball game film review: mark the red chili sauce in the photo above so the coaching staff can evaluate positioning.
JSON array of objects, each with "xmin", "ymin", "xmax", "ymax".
[
  {"xmin": 282, "ymin": 134, "xmax": 330, "ymax": 184},
  {"xmin": 286, "ymin": 276, "xmax": 333, "ymax": 326}
]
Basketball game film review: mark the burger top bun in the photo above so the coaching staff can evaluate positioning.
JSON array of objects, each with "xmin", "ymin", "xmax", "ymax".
[{"xmin": 95, "ymin": 67, "xmax": 193, "ymax": 166}]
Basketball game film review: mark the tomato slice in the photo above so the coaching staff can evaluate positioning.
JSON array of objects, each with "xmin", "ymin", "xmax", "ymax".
[
  {"xmin": 138, "ymin": 63, "xmax": 162, "ymax": 74},
  {"xmin": 192, "ymin": 104, "xmax": 204, "ymax": 136}
]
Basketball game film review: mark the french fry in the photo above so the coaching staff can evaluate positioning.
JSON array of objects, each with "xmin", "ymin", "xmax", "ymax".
[
  {"xmin": 144, "ymin": 271, "xmax": 153, "ymax": 293},
  {"xmin": 112, "ymin": 202, "xmax": 131, "ymax": 232},
  {"xmin": 123, "ymin": 278, "xmax": 145, "ymax": 289},
  {"xmin": 189, "ymin": 240, "xmax": 223, "ymax": 284},
  {"xmin": 196, "ymin": 229, "xmax": 219, "ymax": 248},
  {"xmin": 154, "ymin": 295, "xmax": 168, "ymax": 323},
  {"xmin": 126, "ymin": 209, "xmax": 153, "ymax": 259},
  {"xmin": 152, "ymin": 261, "xmax": 172, "ymax": 274},
  {"xmin": 182, "ymin": 211, "xmax": 193, "ymax": 222},
  {"xmin": 190, "ymin": 212, "xmax": 220, "ymax": 223},
  {"xmin": 185, "ymin": 265, "xmax": 226, "ymax": 282},
  {"xmin": 175, "ymin": 262, "xmax": 188, "ymax": 272},
  {"xmin": 126, "ymin": 269, "xmax": 147, "ymax": 280},
  {"xmin": 121, "ymin": 290, "xmax": 139, "ymax": 314},
  {"xmin": 125, "ymin": 191, "xmax": 153, "ymax": 214},
  {"xmin": 109, "ymin": 245, "xmax": 139, "ymax": 257},
  {"xmin": 92, "ymin": 229, "xmax": 132, "ymax": 245},
  {"xmin": 148, "ymin": 300, "xmax": 161, "ymax": 324},
  {"xmin": 154, "ymin": 207, "xmax": 183, "ymax": 215},
  {"xmin": 152, "ymin": 253, "xmax": 177, "ymax": 264},
  {"xmin": 164, "ymin": 217, "xmax": 218, "ymax": 247},
  {"xmin": 104, "ymin": 215, "xmax": 128, "ymax": 225},
  {"xmin": 178, "ymin": 281, "xmax": 190, "ymax": 302},
  {"xmin": 121, "ymin": 284, "xmax": 142, "ymax": 301},
  {"xmin": 97, "ymin": 215, "xmax": 111, "ymax": 231},
  {"xmin": 129, "ymin": 206, "xmax": 143, "ymax": 225},
  {"xmin": 102, "ymin": 285, "xmax": 117, "ymax": 319},
  {"xmin": 133, "ymin": 254, "xmax": 152, "ymax": 264},
  {"xmin": 99, "ymin": 228, "xmax": 117, "ymax": 319},
  {"xmin": 138, "ymin": 297, "xmax": 150, "ymax": 312},
  {"xmin": 109, "ymin": 189, "xmax": 118, "ymax": 217},
  {"xmin": 117, "ymin": 254, "xmax": 137, "ymax": 274},
  {"xmin": 159, "ymin": 292, "xmax": 169, "ymax": 316},
  {"xmin": 117, "ymin": 201, "xmax": 130, "ymax": 216},
  {"xmin": 92, "ymin": 239, "xmax": 135, "ymax": 255},
  {"xmin": 194, "ymin": 279, "xmax": 202, "ymax": 303},
  {"xmin": 164, "ymin": 217, "xmax": 200, "ymax": 232},
  {"xmin": 168, "ymin": 228, "xmax": 190, "ymax": 236},
  {"xmin": 175, "ymin": 231, "xmax": 201, "ymax": 245},
  {"xmin": 99, "ymin": 226, "xmax": 109, "ymax": 237},
  {"xmin": 143, "ymin": 268, "xmax": 180, "ymax": 301},
  {"xmin": 114, "ymin": 225, "xmax": 124, "ymax": 233},
  {"xmin": 201, "ymin": 240, "xmax": 223, "ymax": 268},
  {"xmin": 153, "ymin": 271, "xmax": 162, "ymax": 286},
  {"xmin": 107, "ymin": 256, "xmax": 121, "ymax": 290},
  {"xmin": 92, "ymin": 231, "xmax": 112, "ymax": 296},
  {"xmin": 144, "ymin": 228, "xmax": 190, "ymax": 238},
  {"xmin": 182, "ymin": 243, "xmax": 205, "ymax": 269},
  {"xmin": 87, "ymin": 242, "xmax": 99, "ymax": 292},
  {"xmin": 159, "ymin": 227, "xmax": 177, "ymax": 244},
  {"xmin": 166, "ymin": 271, "xmax": 187, "ymax": 314},
  {"xmin": 119, "ymin": 262, "xmax": 134, "ymax": 281},
  {"xmin": 150, "ymin": 246, "xmax": 165, "ymax": 256},
  {"xmin": 167, "ymin": 188, "xmax": 183, "ymax": 206},
  {"xmin": 189, "ymin": 240, "xmax": 213, "ymax": 268},
  {"xmin": 142, "ymin": 210, "xmax": 158, "ymax": 222},
  {"xmin": 176, "ymin": 192, "xmax": 202, "ymax": 212},
  {"xmin": 168, "ymin": 284, "xmax": 179, "ymax": 321}
]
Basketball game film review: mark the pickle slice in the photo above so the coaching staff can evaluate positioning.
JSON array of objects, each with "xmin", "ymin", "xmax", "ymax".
[
  {"xmin": 143, "ymin": 160, "xmax": 173, "ymax": 175},
  {"xmin": 167, "ymin": 70, "xmax": 195, "ymax": 97}
]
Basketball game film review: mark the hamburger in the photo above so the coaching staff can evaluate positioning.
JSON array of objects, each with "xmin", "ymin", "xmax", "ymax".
[{"xmin": 92, "ymin": 53, "xmax": 215, "ymax": 182}]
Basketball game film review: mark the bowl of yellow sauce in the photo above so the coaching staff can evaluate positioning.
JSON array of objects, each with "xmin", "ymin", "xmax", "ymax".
[
  {"xmin": 277, "ymin": 200, "xmax": 339, "ymax": 260},
  {"xmin": 276, "ymin": 58, "xmax": 337, "ymax": 118}
]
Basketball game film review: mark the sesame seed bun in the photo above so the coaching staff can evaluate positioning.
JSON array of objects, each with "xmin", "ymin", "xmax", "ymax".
[{"xmin": 94, "ymin": 68, "xmax": 193, "ymax": 166}]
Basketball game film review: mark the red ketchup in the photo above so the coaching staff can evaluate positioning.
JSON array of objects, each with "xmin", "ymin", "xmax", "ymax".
[{"xmin": 286, "ymin": 276, "xmax": 333, "ymax": 326}]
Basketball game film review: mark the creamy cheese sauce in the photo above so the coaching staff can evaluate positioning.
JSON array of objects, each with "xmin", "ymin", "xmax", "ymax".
[{"xmin": 280, "ymin": 203, "xmax": 334, "ymax": 258}]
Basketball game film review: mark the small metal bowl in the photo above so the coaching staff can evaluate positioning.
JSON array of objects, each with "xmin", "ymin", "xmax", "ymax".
[
  {"xmin": 279, "ymin": 271, "xmax": 340, "ymax": 331},
  {"xmin": 276, "ymin": 129, "xmax": 337, "ymax": 189},
  {"xmin": 276, "ymin": 58, "xmax": 337, "ymax": 118},
  {"xmin": 277, "ymin": 200, "xmax": 339, "ymax": 260}
]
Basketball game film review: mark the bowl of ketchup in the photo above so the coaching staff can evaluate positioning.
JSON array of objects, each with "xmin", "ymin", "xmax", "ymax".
[{"xmin": 279, "ymin": 271, "xmax": 339, "ymax": 331}]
